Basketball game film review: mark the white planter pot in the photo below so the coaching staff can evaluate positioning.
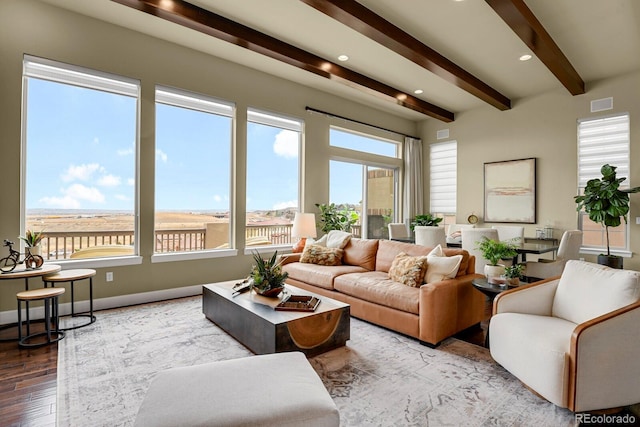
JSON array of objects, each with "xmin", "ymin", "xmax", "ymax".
[{"xmin": 484, "ymin": 264, "xmax": 506, "ymax": 284}]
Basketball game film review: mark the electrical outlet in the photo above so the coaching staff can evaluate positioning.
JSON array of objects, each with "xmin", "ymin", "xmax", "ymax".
[
  {"xmin": 636, "ymin": 217, "xmax": 640, "ymax": 225},
  {"xmin": 106, "ymin": 272, "xmax": 113, "ymax": 282}
]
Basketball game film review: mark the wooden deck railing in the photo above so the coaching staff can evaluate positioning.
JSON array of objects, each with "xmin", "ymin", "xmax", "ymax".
[{"xmin": 41, "ymin": 223, "xmax": 362, "ymax": 260}]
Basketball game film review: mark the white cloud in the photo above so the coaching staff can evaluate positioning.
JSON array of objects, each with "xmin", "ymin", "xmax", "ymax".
[
  {"xmin": 213, "ymin": 195, "xmax": 222, "ymax": 202},
  {"xmin": 39, "ymin": 195, "xmax": 80, "ymax": 209},
  {"xmin": 64, "ymin": 184, "xmax": 105, "ymax": 203},
  {"xmin": 117, "ymin": 147, "xmax": 133, "ymax": 156},
  {"xmin": 93, "ymin": 137, "xmax": 100, "ymax": 145},
  {"xmin": 273, "ymin": 130, "xmax": 298, "ymax": 159},
  {"xmin": 61, "ymin": 163, "xmax": 103, "ymax": 182},
  {"xmin": 39, "ymin": 184, "xmax": 105, "ymax": 208},
  {"xmin": 127, "ymin": 178, "xmax": 135, "ymax": 186},
  {"xmin": 114, "ymin": 194, "xmax": 129, "ymax": 201},
  {"xmin": 156, "ymin": 149, "xmax": 168, "ymax": 163},
  {"xmin": 98, "ymin": 174, "xmax": 121, "ymax": 187},
  {"xmin": 272, "ymin": 200, "xmax": 297, "ymax": 210}
]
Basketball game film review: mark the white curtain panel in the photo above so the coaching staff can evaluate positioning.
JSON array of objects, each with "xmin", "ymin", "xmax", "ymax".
[{"xmin": 403, "ymin": 136, "xmax": 424, "ymax": 223}]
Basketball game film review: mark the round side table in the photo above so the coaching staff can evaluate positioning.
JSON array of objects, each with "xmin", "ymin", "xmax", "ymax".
[{"xmin": 471, "ymin": 277, "xmax": 518, "ymax": 348}]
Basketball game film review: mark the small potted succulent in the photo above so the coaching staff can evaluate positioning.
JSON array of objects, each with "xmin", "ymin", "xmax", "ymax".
[
  {"xmin": 502, "ymin": 264, "xmax": 524, "ymax": 287},
  {"xmin": 250, "ymin": 250, "xmax": 288, "ymax": 297},
  {"xmin": 19, "ymin": 229, "xmax": 45, "ymax": 256}
]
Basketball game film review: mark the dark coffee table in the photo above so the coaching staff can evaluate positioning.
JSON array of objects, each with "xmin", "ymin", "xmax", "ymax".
[{"xmin": 202, "ymin": 280, "xmax": 350, "ymax": 356}]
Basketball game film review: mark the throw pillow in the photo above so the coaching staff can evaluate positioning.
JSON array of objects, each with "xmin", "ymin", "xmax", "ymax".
[
  {"xmin": 305, "ymin": 234, "xmax": 327, "ymax": 248},
  {"xmin": 425, "ymin": 244, "xmax": 462, "ymax": 283},
  {"xmin": 326, "ymin": 230, "xmax": 352, "ymax": 249},
  {"xmin": 388, "ymin": 252, "xmax": 428, "ymax": 288},
  {"xmin": 300, "ymin": 244, "xmax": 344, "ymax": 266}
]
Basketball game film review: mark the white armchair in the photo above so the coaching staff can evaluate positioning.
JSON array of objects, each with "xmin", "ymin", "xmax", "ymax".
[
  {"xmin": 491, "ymin": 225, "xmax": 524, "ymax": 244},
  {"xmin": 414, "ymin": 226, "xmax": 446, "ymax": 247},
  {"xmin": 388, "ymin": 223, "xmax": 409, "ymax": 240},
  {"xmin": 524, "ymin": 230, "xmax": 582, "ymax": 279},
  {"xmin": 490, "ymin": 260, "xmax": 640, "ymax": 412}
]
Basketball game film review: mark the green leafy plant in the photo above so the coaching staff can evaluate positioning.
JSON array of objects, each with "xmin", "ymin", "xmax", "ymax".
[
  {"xmin": 250, "ymin": 250, "xmax": 288, "ymax": 295},
  {"xmin": 19, "ymin": 229, "xmax": 44, "ymax": 247},
  {"xmin": 574, "ymin": 164, "xmax": 640, "ymax": 257},
  {"xmin": 475, "ymin": 237, "xmax": 517, "ymax": 266},
  {"xmin": 503, "ymin": 263, "xmax": 524, "ymax": 279},
  {"xmin": 315, "ymin": 203, "xmax": 358, "ymax": 234},
  {"xmin": 410, "ymin": 214, "xmax": 443, "ymax": 231}
]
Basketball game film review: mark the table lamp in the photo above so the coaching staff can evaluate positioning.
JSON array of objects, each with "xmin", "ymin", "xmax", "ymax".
[{"xmin": 291, "ymin": 212, "xmax": 317, "ymax": 253}]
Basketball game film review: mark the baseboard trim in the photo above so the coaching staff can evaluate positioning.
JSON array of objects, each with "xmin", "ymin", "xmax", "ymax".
[{"xmin": 0, "ymin": 284, "xmax": 203, "ymax": 326}]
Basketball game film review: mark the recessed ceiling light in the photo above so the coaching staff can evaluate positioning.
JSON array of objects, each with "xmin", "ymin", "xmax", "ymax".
[
  {"xmin": 414, "ymin": 89, "xmax": 423, "ymax": 94},
  {"xmin": 337, "ymin": 55, "xmax": 349, "ymax": 62},
  {"xmin": 519, "ymin": 54, "xmax": 532, "ymax": 61}
]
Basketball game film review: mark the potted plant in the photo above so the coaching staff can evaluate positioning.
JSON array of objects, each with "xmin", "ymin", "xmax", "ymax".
[
  {"xmin": 475, "ymin": 237, "xmax": 518, "ymax": 284},
  {"xmin": 502, "ymin": 264, "xmax": 524, "ymax": 286},
  {"xmin": 249, "ymin": 250, "xmax": 288, "ymax": 297},
  {"xmin": 19, "ymin": 229, "xmax": 45, "ymax": 256},
  {"xmin": 409, "ymin": 213, "xmax": 443, "ymax": 231},
  {"xmin": 315, "ymin": 203, "xmax": 358, "ymax": 234},
  {"xmin": 574, "ymin": 164, "xmax": 640, "ymax": 268}
]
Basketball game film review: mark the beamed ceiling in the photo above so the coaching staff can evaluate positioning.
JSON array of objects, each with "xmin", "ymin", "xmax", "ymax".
[{"xmin": 42, "ymin": 0, "xmax": 640, "ymax": 122}]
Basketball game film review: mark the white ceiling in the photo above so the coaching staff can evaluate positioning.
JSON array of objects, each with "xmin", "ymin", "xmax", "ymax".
[{"xmin": 42, "ymin": 0, "xmax": 640, "ymax": 121}]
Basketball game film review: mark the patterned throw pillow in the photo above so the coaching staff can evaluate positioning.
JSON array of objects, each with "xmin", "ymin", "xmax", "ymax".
[
  {"xmin": 300, "ymin": 244, "xmax": 344, "ymax": 266},
  {"xmin": 388, "ymin": 252, "xmax": 428, "ymax": 288}
]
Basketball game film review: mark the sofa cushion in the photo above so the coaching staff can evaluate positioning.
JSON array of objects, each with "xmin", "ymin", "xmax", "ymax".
[
  {"xmin": 300, "ymin": 245, "xmax": 344, "ymax": 266},
  {"xmin": 283, "ymin": 262, "xmax": 367, "ymax": 290},
  {"xmin": 425, "ymin": 245, "xmax": 463, "ymax": 283},
  {"xmin": 342, "ymin": 238, "xmax": 378, "ymax": 271},
  {"xmin": 326, "ymin": 230, "xmax": 352, "ymax": 248},
  {"xmin": 388, "ymin": 253, "xmax": 428, "ymax": 288},
  {"xmin": 376, "ymin": 240, "xmax": 432, "ymax": 273},
  {"xmin": 334, "ymin": 271, "xmax": 420, "ymax": 314},
  {"xmin": 552, "ymin": 260, "xmax": 640, "ymax": 324}
]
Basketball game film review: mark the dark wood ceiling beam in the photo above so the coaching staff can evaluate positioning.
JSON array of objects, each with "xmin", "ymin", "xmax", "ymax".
[
  {"xmin": 110, "ymin": 0, "xmax": 454, "ymax": 122},
  {"xmin": 300, "ymin": 0, "xmax": 511, "ymax": 111},
  {"xmin": 485, "ymin": 0, "xmax": 585, "ymax": 95}
]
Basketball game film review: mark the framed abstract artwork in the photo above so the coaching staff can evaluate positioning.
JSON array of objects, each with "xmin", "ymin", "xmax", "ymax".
[{"xmin": 484, "ymin": 158, "xmax": 536, "ymax": 223}]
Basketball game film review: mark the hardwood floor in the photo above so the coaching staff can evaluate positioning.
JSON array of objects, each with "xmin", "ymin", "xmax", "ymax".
[
  {"xmin": 0, "ymin": 299, "xmax": 490, "ymax": 426},
  {"xmin": 0, "ymin": 322, "xmax": 58, "ymax": 427}
]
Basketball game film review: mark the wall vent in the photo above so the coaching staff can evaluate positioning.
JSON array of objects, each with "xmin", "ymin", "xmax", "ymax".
[
  {"xmin": 436, "ymin": 129, "xmax": 449, "ymax": 140},
  {"xmin": 591, "ymin": 97, "xmax": 613, "ymax": 112}
]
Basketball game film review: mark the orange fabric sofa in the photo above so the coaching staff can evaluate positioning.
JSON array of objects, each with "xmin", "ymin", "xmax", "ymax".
[{"xmin": 280, "ymin": 238, "xmax": 485, "ymax": 347}]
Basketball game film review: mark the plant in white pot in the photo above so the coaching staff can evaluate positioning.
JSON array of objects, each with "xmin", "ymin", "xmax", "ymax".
[
  {"xmin": 476, "ymin": 237, "xmax": 517, "ymax": 284},
  {"xmin": 411, "ymin": 214, "xmax": 445, "ymax": 247}
]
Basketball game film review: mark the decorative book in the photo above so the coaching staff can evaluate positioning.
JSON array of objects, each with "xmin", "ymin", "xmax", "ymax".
[{"xmin": 275, "ymin": 295, "xmax": 320, "ymax": 312}]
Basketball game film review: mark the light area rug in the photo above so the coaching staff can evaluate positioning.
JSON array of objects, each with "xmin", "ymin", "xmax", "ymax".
[{"xmin": 57, "ymin": 296, "xmax": 575, "ymax": 426}]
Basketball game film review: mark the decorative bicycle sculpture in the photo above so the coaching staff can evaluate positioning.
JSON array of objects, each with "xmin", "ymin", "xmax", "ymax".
[{"xmin": 0, "ymin": 240, "xmax": 44, "ymax": 273}]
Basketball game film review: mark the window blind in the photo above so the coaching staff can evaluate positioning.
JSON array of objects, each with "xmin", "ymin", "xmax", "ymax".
[
  {"xmin": 578, "ymin": 114, "xmax": 630, "ymax": 189},
  {"xmin": 156, "ymin": 86, "xmax": 234, "ymax": 117},
  {"xmin": 248, "ymin": 108, "xmax": 302, "ymax": 132},
  {"xmin": 430, "ymin": 141, "xmax": 457, "ymax": 214},
  {"xmin": 24, "ymin": 55, "xmax": 139, "ymax": 97}
]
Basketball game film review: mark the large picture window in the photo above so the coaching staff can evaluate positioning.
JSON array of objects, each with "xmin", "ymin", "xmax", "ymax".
[
  {"xmin": 155, "ymin": 86, "xmax": 233, "ymax": 253},
  {"xmin": 22, "ymin": 56, "xmax": 139, "ymax": 260},
  {"xmin": 430, "ymin": 141, "xmax": 457, "ymax": 228},
  {"xmin": 577, "ymin": 113, "xmax": 631, "ymax": 254},
  {"xmin": 246, "ymin": 109, "xmax": 302, "ymax": 248},
  {"xmin": 329, "ymin": 127, "xmax": 401, "ymax": 239}
]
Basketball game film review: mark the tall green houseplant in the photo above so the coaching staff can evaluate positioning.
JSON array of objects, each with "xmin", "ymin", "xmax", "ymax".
[
  {"xmin": 315, "ymin": 203, "xmax": 358, "ymax": 234},
  {"xmin": 574, "ymin": 164, "xmax": 640, "ymax": 267}
]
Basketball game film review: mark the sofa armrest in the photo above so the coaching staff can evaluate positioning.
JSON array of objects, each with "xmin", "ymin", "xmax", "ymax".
[
  {"xmin": 419, "ymin": 273, "xmax": 485, "ymax": 345},
  {"xmin": 279, "ymin": 253, "xmax": 301, "ymax": 266},
  {"xmin": 493, "ymin": 278, "xmax": 559, "ymax": 316},
  {"xmin": 569, "ymin": 301, "xmax": 640, "ymax": 412}
]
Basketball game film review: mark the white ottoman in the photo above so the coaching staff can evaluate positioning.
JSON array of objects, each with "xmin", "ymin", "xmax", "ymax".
[{"xmin": 134, "ymin": 352, "xmax": 339, "ymax": 427}]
